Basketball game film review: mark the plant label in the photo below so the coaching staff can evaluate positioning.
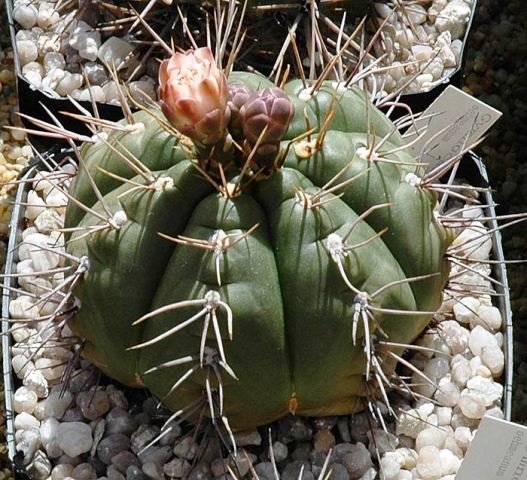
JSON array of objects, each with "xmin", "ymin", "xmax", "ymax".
[
  {"xmin": 456, "ymin": 415, "xmax": 527, "ymax": 480},
  {"xmin": 403, "ymin": 85, "xmax": 502, "ymax": 171}
]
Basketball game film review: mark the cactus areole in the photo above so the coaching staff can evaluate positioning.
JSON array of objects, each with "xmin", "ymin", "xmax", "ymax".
[{"xmin": 65, "ymin": 48, "xmax": 452, "ymax": 431}]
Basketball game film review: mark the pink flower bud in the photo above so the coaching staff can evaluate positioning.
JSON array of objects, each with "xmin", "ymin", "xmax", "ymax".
[
  {"xmin": 240, "ymin": 87, "xmax": 294, "ymax": 148},
  {"xmin": 158, "ymin": 47, "xmax": 230, "ymax": 145}
]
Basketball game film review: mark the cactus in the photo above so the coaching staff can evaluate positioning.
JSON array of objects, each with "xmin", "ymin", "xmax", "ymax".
[{"xmin": 64, "ymin": 48, "xmax": 452, "ymax": 432}]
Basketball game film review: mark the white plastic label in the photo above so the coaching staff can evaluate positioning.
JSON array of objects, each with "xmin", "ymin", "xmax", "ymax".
[
  {"xmin": 403, "ymin": 85, "xmax": 502, "ymax": 171},
  {"xmin": 456, "ymin": 415, "xmax": 527, "ymax": 480}
]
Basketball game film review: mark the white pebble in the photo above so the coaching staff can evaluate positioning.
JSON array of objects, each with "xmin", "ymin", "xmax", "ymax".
[
  {"xmin": 435, "ymin": 1, "xmax": 472, "ymax": 38},
  {"xmin": 68, "ymin": 21, "xmax": 101, "ymax": 61},
  {"xmin": 416, "ymin": 446, "xmax": 443, "ymax": 479},
  {"xmin": 412, "ymin": 45, "xmax": 434, "ymax": 62},
  {"xmin": 35, "ymin": 208, "xmax": 64, "ymax": 234},
  {"xmin": 13, "ymin": 3, "xmax": 38, "ymax": 29},
  {"xmin": 453, "ymin": 297, "xmax": 480, "ymax": 324},
  {"xmin": 405, "ymin": 4, "xmax": 427, "ymax": 24},
  {"xmin": 17, "ymin": 39, "xmax": 38, "ymax": 66},
  {"xmin": 454, "ymin": 426, "xmax": 472, "ymax": 451},
  {"xmin": 380, "ymin": 454, "xmax": 401, "ymax": 479},
  {"xmin": 34, "ymin": 390, "xmax": 74, "ymax": 420},
  {"xmin": 436, "ymin": 407, "xmax": 452, "ymax": 426},
  {"xmin": 43, "ymin": 52, "xmax": 66, "ymax": 74},
  {"xmin": 469, "ymin": 325, "xmax": 498, "ymax": 356},
  {"xmin": 415, "ymin": 427, "xmax": 447, "ymax": 452},
  {"xmin": 452, "ymin": 222, "xmax": 492, "ymax": 261},
  {"xmin": 12, "ymin": 354, "xmax": 35, "ymax": 379},
  {"xmin": 480, "ymin": 344, "xmax": 505, "ymax": 377},
  {"xmin": 397, "ymin": 408, "xmax": 428, "ymax": 438},
  {"xmin": 435, "ymin": 378, "xmax": 460, "ymax": 407},
  {"xmin": 451, "ymin": 354, "xmax": 471, "ymax": 388},
  {"xmin": 439, "ymin": 449, "xmax": 461, "ymax": 476},
  {"xmin": 102, "ymin": 80, "xmax": 121, "ymax": 104},
  {"xmin": 51, "ymin": 464, "xmax": 74, "ymax": 479},
  {"xmin": 35, "ymin": 357, "xmax": 66, "ymax": 382},
  {"xmin": 37, "ymin": 2, "xmax": 60, "ymax": 29},
  {"xmin": 473, "ymin": 305, "xmax": 502, "ymax": 331},
  {"xmin": 14, "ymin": 386, "xmax": 39, "ymax": 414},
  {"xmin": 466, "ymin": 376, "xmax": 503, "ymax": 406},
  {"xmin": 25, "ymin": 190, "xmax": 47, "ymax": 220},
  {"xmin": 9, "ymin": 295, "xmax": 39, "ymax": 319},
  {"xmin": 458, "ymin": 391, "xmax": 486, "ymax": 419},
  {"xmin": 23, "ymin": 367, "xmax": 49, "ymax": 398},
  {"xmin": 55, "ymin": 72, "xmax": 83, "ymax": 97},
  {"xmin": 40, "ymin": 417, "xmax": 63, "ymax": 458},
  {"xmin": 58, "ymin": 422, "xmax": 93, "ymax": 457},
  {"xmin": 75, "ymin": 85, "xmax": 106, "ymax": 103},
  {"xmin": 98, "ymin": 37, "xmax": 135, "ymax": 69},
  {"xmin": 440, "ymin": 320, "xmax": 469, "ymax": 354},
  {"xmin": 424, "ymin": 357, "xmax": 450, "ymax": 382},
  {"xmin": 14, "ymin": 411, "xmax": 40, "ymax": 430}
]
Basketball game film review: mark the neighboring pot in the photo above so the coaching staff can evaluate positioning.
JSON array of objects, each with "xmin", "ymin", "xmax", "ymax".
[{"xmin": 6, "ymin": 0, "xmax": 478, "ymax": 151}]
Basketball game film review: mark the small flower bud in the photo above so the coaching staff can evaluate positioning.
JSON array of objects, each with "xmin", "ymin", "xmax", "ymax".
[{"xmin": 240, "ymin": 87, "xmax": 294, "ymax": 148}]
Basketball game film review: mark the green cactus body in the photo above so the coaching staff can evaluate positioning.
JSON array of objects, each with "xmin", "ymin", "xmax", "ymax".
[{"xmin": 65, "ymin": 72, "xmax": 451, "ymax": 430}]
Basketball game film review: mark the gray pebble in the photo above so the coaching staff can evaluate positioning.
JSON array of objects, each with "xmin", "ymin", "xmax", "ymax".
[
  {"xmin": 173, "ymin": 436, "xmax": 198, "ymax": 460},
  {"xmin": 97, "ymin": 434, "xmax": 131, "ymax": 465},
  {"xmin": 106, "ymin": 385, "xmax": 129, "ymax": 410},
  {"xmin": 332, "ymin": 443, "xmax": 355, "ymax": 463},
  {"xmin": 281, "ymin": 461, "xmax": 313, "ymax": 480},
  {"xmin": 107, "ymin": 465, "xmax": 126, "ymax": 480},
  {"xmin": 106, "ymin": 407, "xmax": 139, "ymax": 436},
  {"xmin": 88, "ymin": 455, "xmax": 108, "ymax": 476},
  {"xmin": 126, "ymin": 464, "xmax": 146, "ymax": 480},
  {"xmin": 84, "ymin": 62, "xmax": 108, "ymax": 85},
  {"xmin": 291, "ymin": 443, "xmax": 311, "ymax": 461},
  {"xmin": 230, "ymin": 449, "xmax": 256, "ymax": 478},
  {"xmin": 341, "ymin": 443, "xmax": 373, "ymax": 479},
  {"xmin": 71, "ymin": 462, "xmax": 96, "ymax": 480},
  {"xmin": 187, "ymin": 463, "xmax": 211, "ymax": 480},
  {"xmin": 138, "ymin": 445, "xmax": 173, "ymax": 466},
  {"xmin": 349, "ymin": 414, "xmax": 370, "ymax": 443},
  {"xmin": 264, "ymin": 441, "xmax": 288, "ymax": 463},
  {"xmin": 142, "ymin": 462, "xmax": 164, "ymax": 480},
  {"xmin": 210, "ymin": 458, "xmax": 228, "ymax": 477},
  {"xmin": 77, "ymin": 389, "xmax": 111, "ymax": 420},
  {"xmin": 233, "ymin": 429, "xmax": 262, "ymax": 447},
  {"xmin": 131, "ymin": 425, "xmax": 161, "ymax": 454},
  {"xmin": 163, "ymin": 457, "xmax": 192, "ymax": 478},
  {"xmin": 68, "ymin": 369, "xmax": 98, "ymax": 394},
  {"xmin": 111, "ymin": 451, "xmax": 141, "ymax": 474},
  {"xmin": 158, "ymin": 423, "xmax": 182, "ymax": 446},
  {"xmin": 62, "ymin": 407, "xmax": 84, "ymax": 422},
  {"xmin": 137, "ymin": 445, "xmax": 173, "ymax": 466},
  {"xmin": 328, "ymin": 463, "xmax": 350, "ymax": 480},
  {"xmin": 253, "ymin": 462, "xmax": 277, "ymax": 480},
  {"xmin": 366, "ymin": 429, "xmax": 398, "ymax": 456}
]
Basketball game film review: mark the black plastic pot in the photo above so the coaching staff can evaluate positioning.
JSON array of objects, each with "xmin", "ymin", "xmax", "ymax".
[{"xmin": 6, "ymin": 0, "xmax": 126, "ymax": 152}]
